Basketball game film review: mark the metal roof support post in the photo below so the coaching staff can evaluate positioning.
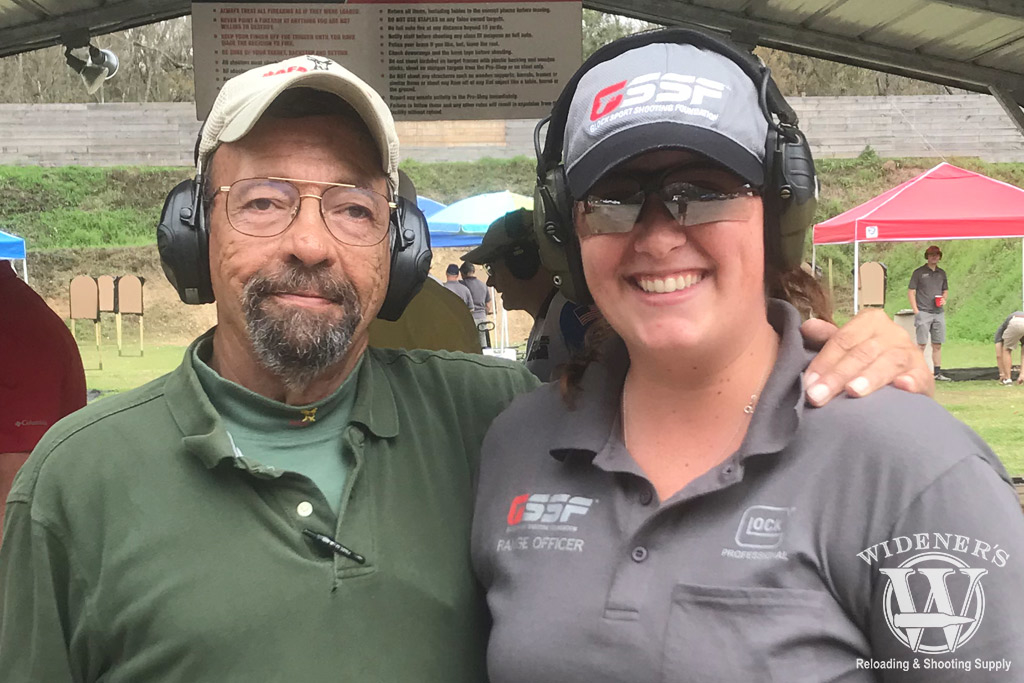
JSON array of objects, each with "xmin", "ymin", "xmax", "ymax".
[
  {"xmin": 990, "ymin": 87, "xmax": 1024, "ymax": 138},
  {"xmin": 853, "ymin": 239, "xmax": 860, "ymax": 315}
]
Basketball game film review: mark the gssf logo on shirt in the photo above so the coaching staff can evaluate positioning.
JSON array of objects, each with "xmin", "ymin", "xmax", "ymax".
[{"xmin": 507, "ymin": 493, "xmax": 594, "ymax": 525}]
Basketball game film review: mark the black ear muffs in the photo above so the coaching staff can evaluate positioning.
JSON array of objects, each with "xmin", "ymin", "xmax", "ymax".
[
  {"xmin": 157, "ymin": 174, "xmax": 432, "ymax": 320},
  {"xmin": 157, "ymin": 177, "xmax": 213, "ymax": 305},
  {"xmin": 499, "ymin": 208, "xmax": 541, "ymax": 281},
  {"xmin": 534, "ymin": 27, "xmax": 818, "ymax": 304},
  {"xmin": 377, "ymin": 196, "xmax": 432, "ymax": 321},
  {"xmin": 763, "ymin": 126, "xmax": 817, "ymax": 270},
  {"xmin": 533, "ymin": 162, "xmax": 590, "ymax": 304},
  {"xmin": 504, "ymin": 244, "xmax": 541, "ymax": 281}
]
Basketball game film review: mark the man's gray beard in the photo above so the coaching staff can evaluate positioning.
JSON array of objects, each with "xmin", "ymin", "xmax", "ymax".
[{"xmin": 242, "ymin": 265, "xmax": 362, "ymax": 390}]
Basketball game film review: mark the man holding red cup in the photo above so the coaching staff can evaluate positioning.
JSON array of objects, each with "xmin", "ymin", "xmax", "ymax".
[{"xmin": 908, "ymin": 245, "xmax": 950, "ymax": 381}]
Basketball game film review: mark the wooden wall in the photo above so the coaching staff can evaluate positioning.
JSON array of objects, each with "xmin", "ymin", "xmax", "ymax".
[{"xmin": 2, "ymin": 95, "xmax": 1023, "ymax": 167}]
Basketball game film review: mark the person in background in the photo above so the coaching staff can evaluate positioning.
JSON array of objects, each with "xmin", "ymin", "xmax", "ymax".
[
  {"xmin": 463, "ymin": 208, "xmax": 596, "ymax": 381},
  {"xmin": 472, "ymin": 30, "xmax": 1023, "ymax": 682},
  {"xmin": 995, "ymin": 310, "xmax": 1024, "ymax": 385},
  {"xmin": 443, "ymin": 263, "xmax": 475, "ymax": 310},
  {"xmin": 460, "ymin": 261, "xmax": 493, "ymax": 347},
  {"xmin": 0, "ymin": 259, "xmax": 86, "ymax": 541},
  {"xmin": 908, "ymin": 245, "xmax": 950, "ymax": 381}
]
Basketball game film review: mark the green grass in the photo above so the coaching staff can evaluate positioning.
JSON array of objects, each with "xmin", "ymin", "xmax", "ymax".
[
  {"xmin": 80, "ymin": 344, "xmax": 187, "ymax": 395},
  {"xmin": 0, "ymin": 166, "xmax": 191, "ymax": 250},
  {"xmin": 400, "ymin": 157, "xmax": 536, "ymax": 204},
  {"xmin": 933, "ymin": 340, "xmax": 1000, "ymax": 368},
  {"xmin": 935, "ymin": 382, "xmax": 1024, "ymax": 475}
]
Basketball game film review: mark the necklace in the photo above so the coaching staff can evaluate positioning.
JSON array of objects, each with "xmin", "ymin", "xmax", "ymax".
[{"xmin": 621, "ymin": 361, "xmax": 773, "ymax": 458}]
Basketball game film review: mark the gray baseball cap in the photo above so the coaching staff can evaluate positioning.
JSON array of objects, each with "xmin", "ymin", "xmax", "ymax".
[{"xmin": 563, "ymin": 42, "xmax": 767, "ymax": 197}]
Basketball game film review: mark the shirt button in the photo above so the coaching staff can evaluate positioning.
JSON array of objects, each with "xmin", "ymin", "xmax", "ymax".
[
  {"xmin": 631, "ymin": 546, "xmax": 648, "ymax": 563},
  {"xmin": 638, "ymin": 487, "xmax": 654, "ymax": 506},
  {"xmin": 722, "ymin": 464, "xmax": 735, "ymax": 476},
  {"xmin": 296, "ymin": 501, "xmax": 314, "ymax": 518}
]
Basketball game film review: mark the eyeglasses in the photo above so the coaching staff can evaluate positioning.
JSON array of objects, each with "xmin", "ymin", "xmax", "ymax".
[
  {"xmin": 214, "ymin": 177, "xmax": 396, "ymax": 247},
  {"xmin": 575, "ymin": 167, "xmax": 760, "ymax": 237},
  {"xmin": 483, "ymin": 263, "xmax": 494, "ymax": 277}
]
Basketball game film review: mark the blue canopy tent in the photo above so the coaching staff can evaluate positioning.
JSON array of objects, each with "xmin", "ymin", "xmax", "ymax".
[
  {"xmin": 428, "ymin": 191, "xmax": 533, "ymax": 248},
  {"xmin": 417, "ymin": 196, "xmax": 446, "ymax": 220},
  {"xmin": 425, "ymin": 191, "xmax": 535, "ymax": 353},
  {"xmin": 0, "ymin": 230, "xmax": 27, "ymax": 282}
]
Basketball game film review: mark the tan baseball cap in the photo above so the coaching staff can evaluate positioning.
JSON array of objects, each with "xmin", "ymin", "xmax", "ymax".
[{"xmin": 198, "ymin": 55, "xmax": 399, "ymax": 196}]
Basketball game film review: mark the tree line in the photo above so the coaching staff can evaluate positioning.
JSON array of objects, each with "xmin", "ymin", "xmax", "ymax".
[{"xmin": 0, "ymin": 12, "xmax": 947, "ymax": 105}]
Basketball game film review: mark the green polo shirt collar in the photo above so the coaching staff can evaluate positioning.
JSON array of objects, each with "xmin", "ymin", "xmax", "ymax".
[
  {"xmin": 349, "ymin": 341, "xmax": 399, "ymax": 439},
  {"xmin": 163, "ymin": 328, "xmax": 399, "ymax": 470}
]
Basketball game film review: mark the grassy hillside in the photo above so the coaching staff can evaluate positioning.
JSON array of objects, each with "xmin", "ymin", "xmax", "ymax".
[{"xmin": 3, "ymin": 153, "xmax": 1024, "ymax": 341}]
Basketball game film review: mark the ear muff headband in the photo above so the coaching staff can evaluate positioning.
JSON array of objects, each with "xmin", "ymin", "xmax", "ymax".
[
  {"xmin": 533, "ymin": 27, "xmax": 817, "ymax": 304},
  {"xmin": 501, "ymin": 210, "xmax": 541, "ymax": 281},
  {"xmin": 158, "ymin": 135, "xmax": 431, "ymax": 319}
]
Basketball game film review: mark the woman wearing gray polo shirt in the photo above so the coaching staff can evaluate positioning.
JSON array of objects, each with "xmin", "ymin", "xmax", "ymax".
[{"xmin": 472, "ymin": 30, "xmax": 1024, "ymax": 682}]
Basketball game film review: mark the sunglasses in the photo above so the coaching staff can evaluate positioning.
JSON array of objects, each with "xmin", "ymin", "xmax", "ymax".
[{"xmin": 575, "ymin": 167, "xmax": 760, "ymax": 237}]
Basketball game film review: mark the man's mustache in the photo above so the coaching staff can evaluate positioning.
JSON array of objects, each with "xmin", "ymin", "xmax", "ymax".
[{"xmin": 244, "ymin": 266, "xmax": 354, "ymax": 304}]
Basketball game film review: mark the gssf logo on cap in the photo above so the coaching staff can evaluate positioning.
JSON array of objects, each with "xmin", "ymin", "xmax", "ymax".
[{"xmin": 590, "ymin": 72, "xmax": 726, "ymax": 121}]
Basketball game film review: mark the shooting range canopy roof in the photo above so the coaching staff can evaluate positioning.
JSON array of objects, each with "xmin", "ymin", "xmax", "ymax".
[
  {"xmin": 814, "ymin": 161, "xmax": 1024, "ymax": 243},
  {"xmin": 3, "ymin": 0, "xmax": 1024, "ymax": 107}
]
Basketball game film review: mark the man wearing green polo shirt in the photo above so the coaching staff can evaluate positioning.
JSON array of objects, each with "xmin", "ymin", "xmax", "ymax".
[
  {"xmin": 0, "ymin": 56, "xmax": 538, "ymax": 682},
  {"xmin": 0, "ymin": 55, "xmax": 933, "ymax": 683}
]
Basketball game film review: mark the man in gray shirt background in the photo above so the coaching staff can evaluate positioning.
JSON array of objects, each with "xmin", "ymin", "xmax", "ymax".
[
  {"xmin": 460, "ymin": 262, "xmax": 493, "ymax": 348},
  {"xmin": 908, "ymin": 245, "xmax": 950, "ymax": 381},
  {"xmin": 444, "ymin": 263, "xmax": 474, "ymax": 310}
]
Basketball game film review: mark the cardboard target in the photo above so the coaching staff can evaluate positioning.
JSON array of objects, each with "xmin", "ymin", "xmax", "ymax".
[
  {"xmin": 69, "ymin": 275, "xmax": 99, "ymax": 320},
  {"xmin": 117, "ymin": 275, "xmax": 145, "ymax": 315},
  {"xmin": 97, "ymin": 275, "xmax": 116, "ymax": 312}
]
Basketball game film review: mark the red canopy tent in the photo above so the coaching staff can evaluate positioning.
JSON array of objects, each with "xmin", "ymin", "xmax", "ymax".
[{"xmin": 812, "ymin": 162, "xmax": 1024, "ymax": 312}]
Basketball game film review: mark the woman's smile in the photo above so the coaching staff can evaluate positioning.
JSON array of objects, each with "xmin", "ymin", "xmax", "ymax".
[{"xmin": 632, "ymin": 270, "xmax": 707, "ymax": 294}]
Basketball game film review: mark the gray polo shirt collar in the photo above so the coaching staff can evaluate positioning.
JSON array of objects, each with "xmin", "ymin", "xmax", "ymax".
[{"xmin": 545, "ymin": 299, "xmax": 809, "ymax": 471}]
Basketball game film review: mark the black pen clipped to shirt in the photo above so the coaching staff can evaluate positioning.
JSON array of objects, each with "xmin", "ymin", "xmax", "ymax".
[{"xmin": 303, "ymin": 529, "xmax": 366, "ymax": 564}]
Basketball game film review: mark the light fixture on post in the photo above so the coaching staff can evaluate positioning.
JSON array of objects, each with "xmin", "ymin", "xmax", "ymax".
[{"xmin": 64, "ymin": 41, "xmax": 119, "ymax": 95}]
